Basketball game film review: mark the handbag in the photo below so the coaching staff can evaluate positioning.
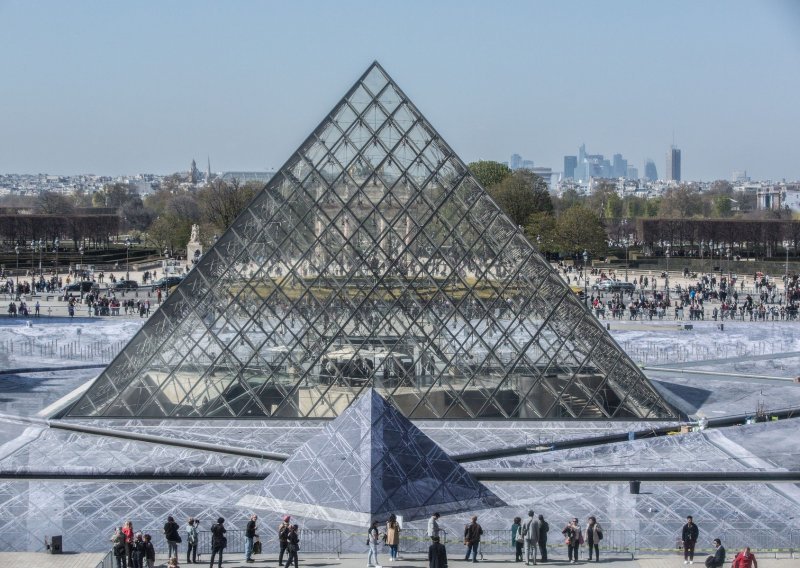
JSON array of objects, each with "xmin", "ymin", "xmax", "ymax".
[{"xmin": 253, "ymin": 539, "xmax": 262, "ymax": 555}]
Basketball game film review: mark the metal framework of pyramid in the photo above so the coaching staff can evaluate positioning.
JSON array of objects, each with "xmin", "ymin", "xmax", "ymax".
[
  {"xmin": 238, "ymin": 389, "xmax": 505, "ymax": 524},
  {"xmin": 67, "ymin": 61, "xmax": 679, "ymax": 420}
]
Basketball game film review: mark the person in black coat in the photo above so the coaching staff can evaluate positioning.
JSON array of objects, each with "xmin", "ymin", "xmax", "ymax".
[
  {"xmin": 209, "ymin": 517, "xmax": 227, "ymax": 568},
  {"xmin": 705, "ymin": 539, "xmax": 726, "ymax": 568},
  {"xmin": 682, "ymin": 516, "xmax": 700, "ymax": 564},
  {"xmin": 429, "ymin": 535, "xmax": 448, "ymax": 568},
  {"xmin": 284, "ymin": 524, "xmax": 300, "ymax": 568}
]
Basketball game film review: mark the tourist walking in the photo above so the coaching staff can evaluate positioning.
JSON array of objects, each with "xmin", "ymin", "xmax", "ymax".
[
  {"xmin": 561, "ymin": 518, "xmax": 581, "ymax": 564},
  {"xmin": 537, "ymin": 515, "xmax": 548, "ymax": 562},
  {"xmin": 522, "ymin": 510, "xmax": 539, "ymax": 564},
  {"xmin": 511, "ymin": 517, "xmax": 523, "ymax": 562},
  {"xmin": 705, "ymin": 539, "xmax": 726, "ymax": 568},
  {"xmin": 585, "ymin": 516, "xmax": 603, "ymax": 562},
  {"xmin": 463, "ymin": 515, "xmax": 483, "ymax": 563},
  {"xmin": 245, "ymin": 513, "xmax": 258, "ymax": 563},
  {"xmin": 278, "ymin": 515, "xmax": 292, "ymax": 566},
  {"xmin": 284, "ymin": 524, "xmax": 300, "ymax": 568},
  {"xmin": 186, "ymin": 518, "xmax": 198, "ymax": 564},
  {"xmin": 209, "ymin": 517, "xmax": 227, "ymax": 568},
  {"xmin": 682, "ymin": 516, "xmax": 699, "ymax": 564},
  {"xmin": 428, "ymin": 535, "xmax": 448, "ymax": 568},
  {"xmin": 368, "ymin": 520, "xmax": 382, "ymax": 567},
  {"xmin": 386, "ymin": 513, "xmax": 401, "ymax": 561},
  {"xmin": 164, "ymin": 515, "xmax": 181, "ymax": 560}
]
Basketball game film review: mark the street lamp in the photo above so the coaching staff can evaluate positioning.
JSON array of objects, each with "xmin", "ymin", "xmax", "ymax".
[
  {"xmin": 79, "ymin": 246, "xmax": 85, "ymax": 301},
  {"xmin": 14, "ymin": 245, "xmax": 20, "ymax": 297},
  {"xmin": 582, "ymin": 249, "xmax": 589, "ymax": 307},
  {"xmin": 53, "ymin": 238, "xmax": 60, "ymax": 281},
  {"xmin": 784, "ymin": 240, "xmax": 791, "ymax": 306},
  {"xmin": 125, "ymin": 238, "xmax": 131, "ymax": 282},
  {"xmin": 37, "ymin": 238, "xmax": 43, "ymax": 277},
  {"xmin": 624, "ymin": 234, "xmax": 633, "ymax": 282},
  {"xmin": 665, "ymin": 243, "xmax": 671, "ymax": 302}
]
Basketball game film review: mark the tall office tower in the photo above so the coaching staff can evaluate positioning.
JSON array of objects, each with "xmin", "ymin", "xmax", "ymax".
[
  {"xmin": 564, "ymin": 156, "xmax": 577, "ymax": 179},
  {"xmin": 510, "ymin": 153, "xmax": 522, "ymax": 170},
  {"xmin": 644, "ymin": 159, "xmax": 658, "ymax": 181},
  {"xmin": 612, "ymin": 154, "xmax": 628, "ymax": 178},
  {"xmin": 627, "ymin": 165, "xmax": 639, "ymax": 180},
  {"xmin": 666, "ymin": 146, "xmax": 681, "ymax": 181}
]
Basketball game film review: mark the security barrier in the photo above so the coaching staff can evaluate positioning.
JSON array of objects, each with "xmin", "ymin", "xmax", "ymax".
[{"xmin": 399, "ymin": 528, "xmax": 449, "ymax": 553}]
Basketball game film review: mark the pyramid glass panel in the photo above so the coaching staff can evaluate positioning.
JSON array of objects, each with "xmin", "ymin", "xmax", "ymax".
[{"xmin": 67, "ymin": 61, "xmax": 679, "ymax": 420}]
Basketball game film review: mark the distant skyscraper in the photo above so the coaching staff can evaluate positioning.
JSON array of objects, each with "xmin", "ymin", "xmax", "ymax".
[
  {"xmin": 627, "ymin": 165, "xmax": 639, "ymax": 180},
  {"xmin": 666, "ymin": 146, "xmax": 681, "ymax": 182},
  {"xmin": 612, "ymin": 154, "xmax": 628, "ymax": 178},
  {"xmin": 521, "ymin": 159, "xmax": 535, "ymax": 170},
  {"xmin": 510, "ymin": 153, "xmax": 522, "ymax": 170},
  {"xmin": 644, "ymin": 159, "xmax": 658, "ymax": 181},
  {"xmin": 564, "ymin": 156, "xmax": 577, "ymax": 179}
]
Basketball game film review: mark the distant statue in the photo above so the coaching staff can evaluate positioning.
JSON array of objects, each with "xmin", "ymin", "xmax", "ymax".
[{"xmin": 190, "ymin": 224, "xmax": 200, "ymax": 243}]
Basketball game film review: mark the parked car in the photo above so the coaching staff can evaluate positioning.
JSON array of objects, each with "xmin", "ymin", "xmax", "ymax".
[
  {"xmin": 152, "ymin": 276, "xmax": 184, "ymax": 291},
  {"xmin": 593, "ymin": 279, "xmax": 635, "ymax": 293},
  {"xmin": 63, "ymin": 281, "xmax": 97, "ymax": 293},
  {"xmin": 113, "ymin": 279, "xmax": 139, "ymax": 290}
]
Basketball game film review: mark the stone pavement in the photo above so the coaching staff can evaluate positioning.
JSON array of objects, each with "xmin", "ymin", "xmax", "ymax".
[{"xmin": 0, "ymin": 552, "xmax": 106, "ymax": 568}]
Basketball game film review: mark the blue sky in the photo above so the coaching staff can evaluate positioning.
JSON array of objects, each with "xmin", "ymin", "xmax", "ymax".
[{"xmin": 1, "ymin": 0, "xmax": 798, "ymax": 181}]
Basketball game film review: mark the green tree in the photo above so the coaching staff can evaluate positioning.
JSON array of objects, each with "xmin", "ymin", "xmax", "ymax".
[
  {"xmin": 554, "ymin": 187, "xmax": 583, "ymax": 215},
  {"xmin": 712, "ymin": 194, "xmax": 734, "ymax": 218},
  {"xmin": 555, "ymin": 205, "xmax": 608, "ymax": 257},
  {"xmin": 468, "ymin": 160, "xmax": 511, "ymax": 189},
  {"xmin": 525, "ymin": 211, "xmax": 558, "ymax": 254},
  {"xmin": 489, "ymin": 170, "xmax": 552, "ymax": 226}
]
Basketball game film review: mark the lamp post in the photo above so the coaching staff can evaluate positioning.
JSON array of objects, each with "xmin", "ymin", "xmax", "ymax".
[
  {"xmin": 53, "ymin": 238, "xmax": 60, "ymax": 281},
  {"xmin": 624, "ymin": 235, "xmax": 631, "ymax": 282},
  {"xmin": 665, "ymin": 243, "xmax": 671, "ymax": 302},
  {"xmin": 784, "ymin": 240, "xmax": 791, "ymax": 306},
  {"xmin": 125, "ymin": 238, "xmax": 131, "ymax": 282},
  {"xmin": 79, "ymin": 246, "xmax": 85, "ymax": 301},
  {"xmin": 14, "ymin": 245, "xmax": 20, "ymax": 297},
  {"xmin": 37, "ymin": 238, "xmax": 43, "ymax": 277},
  {"xmin": 582, "ymin": 249, "xmax": 589, "ymax": 307}
]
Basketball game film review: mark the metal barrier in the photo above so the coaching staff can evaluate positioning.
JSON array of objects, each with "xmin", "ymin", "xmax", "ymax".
[
  {"xmin": 399, "ymin": 529, "xmax": 449, "ymax": 553},
  {"xmin": 94, "ymin": 550, "xmax": 114, "ymax": 568},
  {"xmin": 473, "ymin": 528, "xmax": 634, "ymax": 560},
  {"xmin": 298, "ymin": 528, "xmax": 342, "ymax": 557}
]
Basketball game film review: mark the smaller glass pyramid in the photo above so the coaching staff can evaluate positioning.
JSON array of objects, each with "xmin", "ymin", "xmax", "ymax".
[
  {"xmin": 238, "ymin": 388, "xmax": 506, "ymax": 524},
  {"xmin": 66, "ymin": 61, "xmax": 678, "ymax": 420}
]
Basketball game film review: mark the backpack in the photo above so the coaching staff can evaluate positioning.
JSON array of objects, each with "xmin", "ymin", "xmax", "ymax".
[
  {"xmin": 541, "ymin": 521, "xmax": 549, "ymax": 534},
  {"xmin": 279, "ymin": 524, "xmax": 290, "ymax": 541}
]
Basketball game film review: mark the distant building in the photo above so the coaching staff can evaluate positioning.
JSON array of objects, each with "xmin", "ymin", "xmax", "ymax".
[
  {"xmin": 564, "ymin": 155, "xmax": 577, "ymax": 179},
  {"xmin": 220, "ymin": 171, "xmax": 275, "ymax": 184},
  {"xmin": 612, "ymin": 154, "xmax": 628, "ymax": 178},
  {"xmin": 521, "ymin": 159, "xmax": 535, "ymax": 170},
  {"xmin": 531, "ymin": 167, "xmax": 554, "ymax": 190},
  {"xmin": 627, "ymin": 165, "xmax": 639, "ymax": 180},
  {"xmin": 644, "ymin": 159, "xmax": 658, "ymax": 181},
  {"xmin": 666, "ymin": 146, "xmax": 681, "ymax": 182},
  {"xmin": 190, "ymin": 159, "xmax": 200, "ymax": 184},
  {"xmin": 732, "ymin": 170, "xmax": 750, "ymax": 183},
  {"xmin": 510, "ymin": 153, "xmax": 522, "ymax": 170},
  {"xmin": 757, "ymin": 186, "xmax": 782, "ymax": 211}
]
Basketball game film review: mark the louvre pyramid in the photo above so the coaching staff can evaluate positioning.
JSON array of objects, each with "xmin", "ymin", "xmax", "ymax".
[
  {"xmin": 67, "ymin": 61, "xmax": 678, "ymax": 420},
  {"xmin": 238, "ymin": 388, "xmax": 505, "ymax": 524}
]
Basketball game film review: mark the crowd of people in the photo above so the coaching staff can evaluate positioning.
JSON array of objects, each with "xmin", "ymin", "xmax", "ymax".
[{"xmin": 108, "ymin": 512, "xmax": 761, "ymax": 568}]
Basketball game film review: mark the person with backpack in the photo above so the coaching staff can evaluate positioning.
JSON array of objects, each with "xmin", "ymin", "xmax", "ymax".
[
  {"xmin": 511, "ymin": 517, "xmax": 523, "ymax": 562},
  {"xmin": 585, "ymin": 516, "xmax": 603, "ymax": 562},
  {"xmin": 537, "ymin": 515, "xmax": 549, "ymax": 562},
  {"xmin": 284, "ymin": 524, "xmax": 300, "ymax": 568},
  {"xmin": 278, "ymin": 516, "xmax": 292, "ymax": 567},
  {"xmin": 209, "ymin": 517, "xmax": 227, "ymax": 568},
  {"xmin": 164, "ymin": 515, "xmax": 181, "ymax": 560}
]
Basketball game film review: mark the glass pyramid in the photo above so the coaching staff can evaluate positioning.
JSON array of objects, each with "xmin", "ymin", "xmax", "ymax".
[
  {"xmin": 238, "ymin": 389, "xmax": 505, "ymax": 524},
  {"xmin": 67, "ymin": 61, "xmax": 678, "ymax": 420}
]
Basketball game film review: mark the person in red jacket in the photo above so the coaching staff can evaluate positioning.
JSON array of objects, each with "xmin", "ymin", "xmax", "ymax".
[{"xmin": 731, "ymin": 547, "xmax": 758, "ymax": 568}]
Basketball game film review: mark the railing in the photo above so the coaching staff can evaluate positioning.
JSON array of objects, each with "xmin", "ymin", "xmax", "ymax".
[
  {"xmin": 139, "ymin": 528, "xmax": 342, "ymax": 557},
  {"xmin": 94, "ymin": 550, "xmax": 114, "ymax": 568},
  {"xmin": 637, "ymin": 528, "xmax": 798, "ymax": 558},
  {"xmin": 399, "ymin": 529, "xmax": 448, "ymax": 553},
  {"xmin": 465, "ymin": 529, "xmax": 634, "ymax": 560}
]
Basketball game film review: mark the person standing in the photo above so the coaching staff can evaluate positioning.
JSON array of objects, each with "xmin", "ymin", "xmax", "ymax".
[
  {"xmin": 463, "ymin": 515, "xmax": 483, "ymax": 563},
  {"xmin": 682, "ymin": 516, "xmax": 699, "ymax": 565},
  {"xmin": 122, "ymin": 520, "xmax": 134, "ymax": 568},
  {"xmin": 428, "ymin": 535, "xmax": 448, "ymax": 568},
  {"xmin": 143, "ymin": 534, "xmax": 156, "ymax": 568},
  {"xmin": 522, "ymin": 510, "xmax": 539, "ymax": 565},
  {"xmin": 731, "ymin": 546, "xmax": 758, "ymax": 568},
  {"xmin": 245, "ymin": 514, "xmax": 258, "ymax": 563},
  {"xmin": 278, "ymin": 515, "xmax": 292, "ymax": 567},
  {"xmin": 130, "ymin": 533, "xmax": 145, "ymax": 568},
  {"xmin": 585, "ymin": 516, "xmax": 603, "ymax": 562},
  {"xmin": 111, "ymin": 527, "xmax": 126, "ymax": 568},
  {"xmin": 368, "ymin": 520, "xmax": 382, "ymax": 567},
  {"xmin": 209, "ymin": 517, "xmax": 226, "ymax": 568},
  {"xmin": 284, "ymin": 525, "xmax": 300, "ymax": 568},
  {"xmin": 386, "ymin": 514, "xmax": 401, "ymax": 562},
  {"xmin": 561, "ymin": 518, "xmax": 581, "ymax": 564},
  {"xmin": 428, "ymin": 512, "xmax": 441, "ymax": 541},
  {"xmin": 186, "ymin": 518, "xmax": 198, "ymax": 565},
  {"xmin": 511, "ymin": 517, "xmax": 523, "ymax": 562},
  {"xmin": 537, "ymin": 514, "xmax": 548, "ymax": 562},
  {"xmin": 164, "ymin": 515, "xmax": 181, "ymax": 560}
]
